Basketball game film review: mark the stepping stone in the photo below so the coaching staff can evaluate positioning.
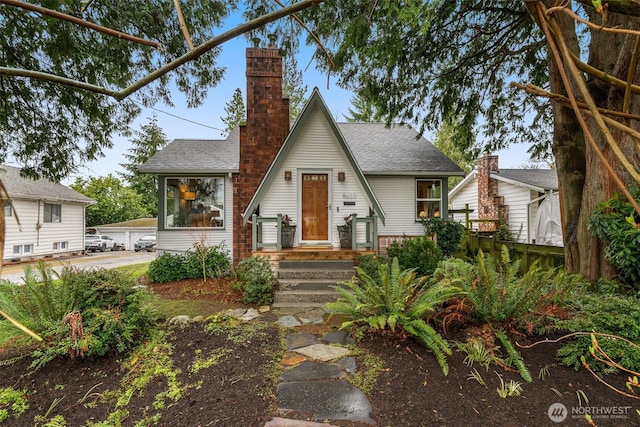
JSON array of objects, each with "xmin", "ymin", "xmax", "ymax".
[
  {"xmin": 264, "ymin": 417, "xmax": 338, "ymax": 427},
  {"xmin": 298, "ymin": 308, "xmax": 326, "ymax": 324},
  {"xmin": 286, "ymin": 333, "xmax": 317, "ymax": 350},
  {"xmin": 227, "ymin": 308, "xmax": 248, "ymax": 318},
  {"xmin": 277, "ymin": 315, "xmax": 302, "ymax": 327},
  {"xmin": 240, "ymin": 308, "xmax": 260, "ymax": 321},
  {"xmin": 294, "ymin": 343, "xmax": 350, "ymax": 362},
  {"xmin": 277, "ymin": 380, "xmax": 373, "ymax": 424},
  {"xmin": 280, "ymin": 361, "xmax": 344, "ymax": 382},
  {"xmin": 334, "ymin": 357, "xmax": 357, "ymax": 374},
  {"xmin": 323, "ymin": 330, "xmax": 354, "ymax": 345},
  {"xmin": 280, "ymin": 352, "xmax": 307, "ymax": 366}
]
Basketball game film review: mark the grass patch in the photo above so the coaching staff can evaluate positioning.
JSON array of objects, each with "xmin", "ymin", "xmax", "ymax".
[
  {"xmin": 113, "ymin": 262, "xmax": 151, "ymax": 281},
  {"xmin": 155, "ymin": 300, "xmax": 227, "ymax": 320}
]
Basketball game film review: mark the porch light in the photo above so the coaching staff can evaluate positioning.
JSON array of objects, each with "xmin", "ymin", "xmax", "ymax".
[
  {"xmin": 284, "ymin": 171, "xmax": 292, "ymax": 181},
  {"xmin": 338, "ymin": 172, "xmax": 345, "ymax": 182}
]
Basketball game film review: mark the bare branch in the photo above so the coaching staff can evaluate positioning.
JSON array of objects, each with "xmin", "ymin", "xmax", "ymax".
[{"xmin": 173, "ymin": 0, "xmax": 194, "ymax": 50}]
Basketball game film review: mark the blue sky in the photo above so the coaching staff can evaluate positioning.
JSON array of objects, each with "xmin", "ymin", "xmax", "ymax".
[{"xmin": 69, "ymin": 35, "xmax": 532, "ymax": 182}]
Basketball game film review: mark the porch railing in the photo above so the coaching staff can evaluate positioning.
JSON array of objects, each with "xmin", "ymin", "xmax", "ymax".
[{"xmin": 251, "ymin": 213, "xmax": 378, "ymax": 251}]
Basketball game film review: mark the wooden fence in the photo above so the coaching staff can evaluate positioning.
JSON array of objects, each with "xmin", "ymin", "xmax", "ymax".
[{"xmin": 462, "ymin": 232, "xmax": 565, "ymax": 274}]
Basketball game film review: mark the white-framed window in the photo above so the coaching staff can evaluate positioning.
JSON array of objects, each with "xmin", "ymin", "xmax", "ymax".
[
  {"xmin": 53, "ymin": 241, "xmax": 68, "ymax": 251},
  {"xmin": 165, "ymin": 177, "xmax": 225, "ymax": 229},
  {"xmin": 23, "ymin": 244, "xmax": 33, "ymax": 254},
  {"xmin": 12, "ymin": 245, "xmax": 20, "ymax": 255},
  {"xmin": 44, "ymin": 203, "xmax": 62, "ymax": 223},
  {"xmin": 4, "ymin": 201, "xmax": 11, "ymax": 217},
  {"xmin": 416, "ymin": 179, "xmax": 442, "ymax": 220}
]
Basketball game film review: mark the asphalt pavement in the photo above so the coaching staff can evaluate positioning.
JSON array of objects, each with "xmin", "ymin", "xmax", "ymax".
[{"xmin": 0, "ymin": 250, "xmax": 157, "ymax": 284}]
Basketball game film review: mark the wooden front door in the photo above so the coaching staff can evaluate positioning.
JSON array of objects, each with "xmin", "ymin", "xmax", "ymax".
[{"xmin": 301, "ymin": 173, "xmax": 329, "ymax": 241}]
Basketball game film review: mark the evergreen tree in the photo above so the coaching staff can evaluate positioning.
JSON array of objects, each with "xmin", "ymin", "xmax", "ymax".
[
  {"xmin": 221, "ymin": 88, "xmax": 246, "ymax": 134},
  {"xmin": 119, "ymin": 115, "xmax": 168, "ymax": 216},
  {"xmin": 344, "ymin": 92, "xmax": 384, "ymax": 123},
  {"xmin": 283, "ymin": 54, "xmax": 307, "ymax": 122},
  {"xmin": 433, "ymin": 115, "xmax": 479, "ymax": 189}
]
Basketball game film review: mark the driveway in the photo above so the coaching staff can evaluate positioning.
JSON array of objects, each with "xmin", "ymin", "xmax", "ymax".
[{"xmin": 0, "ymin": 250, "xmax": 156, "ymax": 284}]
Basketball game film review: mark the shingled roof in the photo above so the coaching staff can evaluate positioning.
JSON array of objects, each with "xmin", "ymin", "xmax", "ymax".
[
  {"xmin": 0, "ymin": 165, "xmax": 93, "ymax": 204},
  {"xmin": 139, "ymin": 118, "xmax": 463, "ymax": 176},
  {"xmin": 494, "ymin": 169, "xmax": 558, "ymax": 191}
]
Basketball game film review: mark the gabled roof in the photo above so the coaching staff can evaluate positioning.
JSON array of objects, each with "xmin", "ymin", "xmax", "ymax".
[
  {"xmin": 493, "ymin": 169, "xmax": 558, "ymax": 192},
  {"xmin": 242, "ymin": 88, "xmax": 387, "ymax": 224},
  {"xmin": 338, "ymin": 123, "xmax": 464, "ymax": 176},
  {"xmin": 449, "ymin": 167, "xmax": 558, "ymax": 199},
  {"xmin": 0, "ymin": 165, "xmax": 94, "ymax": 204},
  {"xmin": 138, "ymin": 127, "xmax": 240, "ymax": 174}
]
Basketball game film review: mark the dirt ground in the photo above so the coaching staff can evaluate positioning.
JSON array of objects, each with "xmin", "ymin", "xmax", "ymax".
[{"xmin": 1, "ymin": 279, "xmax": 638, "ymax": 427}]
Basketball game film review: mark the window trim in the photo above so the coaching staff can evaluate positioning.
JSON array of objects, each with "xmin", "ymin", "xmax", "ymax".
[
  {"xmin": 415, "ymin": 178, "xmax": 443, "ymax": 220},
  {"xmin": 163, "ymin": 176, "xmax": 225, "ymax": 230},
  {"xmin": 43, "ymin": 203, "xmax": 62, "ymax": 223}
]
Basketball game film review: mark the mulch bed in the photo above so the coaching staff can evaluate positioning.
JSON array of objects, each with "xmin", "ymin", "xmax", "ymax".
[{"xmin": 0, "ymin": 279, "xmax": 637, "ymax": 426}]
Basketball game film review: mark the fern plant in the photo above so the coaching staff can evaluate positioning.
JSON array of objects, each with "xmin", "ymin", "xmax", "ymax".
[{"xmin": 327, "ymin": 257, "xmax": 460, "ymax": 375}]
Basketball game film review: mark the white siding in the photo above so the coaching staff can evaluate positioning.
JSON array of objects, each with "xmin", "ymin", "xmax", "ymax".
[
  {"xmin": 4, "ymin": 198, "xmax": 86, "ymax": 261},
  {"xmin": 157, "ymin": 175, "xmax": 234, "ymax": 258},
  {"xmin": 259, "ymin": 106, "xmax": 371, "ymax": 246},
  {"xmin": 498, "ymin": 181, "xmax": 531, "ymax": 243},
  {"xmin": 450, "ymin": 177, "xmax": 479, "ymax": 227},
  {"xmin": 367, "ymin": 176, "xmax": 424, "ymax": 237}
]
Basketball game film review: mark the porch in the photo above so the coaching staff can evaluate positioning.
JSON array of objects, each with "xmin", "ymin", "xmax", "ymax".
[{"xmin": 251, "ymin": 213, "xmax": 379, "ymax": 253}]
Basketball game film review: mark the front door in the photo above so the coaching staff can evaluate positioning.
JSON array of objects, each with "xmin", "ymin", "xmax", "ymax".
[{"xmin": 301, "ymin": 173, "xmax": 329, "ymax": 241}]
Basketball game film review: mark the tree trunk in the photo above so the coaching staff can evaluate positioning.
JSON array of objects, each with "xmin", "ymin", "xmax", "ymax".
[{"xmin": 546, "ymin": 5, "xmax": 640, "ymax": 280}]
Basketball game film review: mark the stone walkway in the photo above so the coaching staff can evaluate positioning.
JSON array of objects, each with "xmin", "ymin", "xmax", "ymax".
[{"xmin": 222, "ymin": 306, "xmax": 374, "ymax": 426}]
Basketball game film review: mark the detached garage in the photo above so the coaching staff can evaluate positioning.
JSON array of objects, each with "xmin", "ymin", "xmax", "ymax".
[{"xmin": 93, "ymin": 218, "xmax": 157, "ymax": 251}]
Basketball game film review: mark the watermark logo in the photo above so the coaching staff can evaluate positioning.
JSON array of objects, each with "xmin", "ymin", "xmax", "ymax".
[
  {"xmin": 548, "ymin": 403, "xmax": 568, "ymax": 423},
  {"xmin": 548, "ymin": 403, "xmax": 630, "ymax": 423}
]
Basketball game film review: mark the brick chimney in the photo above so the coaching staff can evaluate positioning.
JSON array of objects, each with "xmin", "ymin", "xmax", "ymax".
[
  {"xmin": 477, "ymin": 154, "xmax": 507, "ymax": 231},
  {"xmin": 233, "ymin": 47, "xmax": 290, "ymax": 264}
]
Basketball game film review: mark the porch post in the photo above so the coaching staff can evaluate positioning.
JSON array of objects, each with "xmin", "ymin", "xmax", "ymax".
[
  {"xmin": 276, "ymin": 213, "xmax": 283, "ymax": 251},
  {"xmin": 372, "ymin": 214, "xmax": 378, "ymax": 251},
  {"xmin": 252, "ymin": 214, "xmax": 258, "ymax": 252}
]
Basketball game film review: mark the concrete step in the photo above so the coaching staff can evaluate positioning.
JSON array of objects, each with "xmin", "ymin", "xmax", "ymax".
[
  {"xmin": 278, "ymin": 279, "xmax": 348, "ymax": 291},
  {"xmin": 273, "ymin": 290, "xmax": 340, "ymax": 305},
  {"xmin": 271, "ymin": 301, "xmax": 330, "ymax": 309},
  {"xmin": 278, "ymin": 269, "xmax": 354, "ymax": 280},
  {"xmin": 278, "ymin": 259, "xmax": 355, "ymax": 271}
]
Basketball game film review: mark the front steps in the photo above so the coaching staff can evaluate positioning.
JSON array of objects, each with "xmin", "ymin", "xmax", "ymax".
[{"xmin": 273, "ymin": 260, "xmax": 355, "ymax": 308}]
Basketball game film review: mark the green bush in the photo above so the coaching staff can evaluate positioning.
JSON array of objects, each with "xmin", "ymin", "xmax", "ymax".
[
  {"xmin": 147, "ymin": 244, "xmax": 232, "ymax": 283},
  {"xmin": 420, "ymin": 217, "xmax": 466, "ymax": 258},
  {"xmin": 354, "ymin": 254, "xmax": 390, "ymax": 281},
  {"xmin": 588, "ymin": 185, "xmax": 640, "ymax": 290},
  {"xmin": 432, "ymin": 247, "xmax": 582, "ymax": 332},
  {"xmin": 0, "ymin": 263, "xmax": 158, "ymax": 370},
  {"xmin": 327, "ymin": 257, "xmax": 461, "ymax": 375},
  {"xmin": 233, "ymin": 256, "xmax": 277, "ymax": 305},
  {"xmin": 147, "ymin": 252, "xmax": 189, "ymax": 283},
  {"xmin": 556, "ymin": 293, "xmax": 640, "ymax": 374},
  {"xmin": 387, "ymin": 236, "xmax": 442, "ymax": 277}
]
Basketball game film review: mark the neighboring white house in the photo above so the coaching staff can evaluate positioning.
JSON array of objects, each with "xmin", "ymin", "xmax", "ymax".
[
  {"xmin": 1, "ymin": 165, "xmax": 94, "ymax": 262},
  {"xmin": 139, "ymin": 47, "xmax": 465, "ymax": 263},
  {"xmin": 449, "ymin": 154, "xmax": 562, "ymax": 245}
]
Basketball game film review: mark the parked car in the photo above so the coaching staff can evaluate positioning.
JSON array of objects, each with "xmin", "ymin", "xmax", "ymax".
[
  {"xmin": 84, "ymin": 235, "xmax": 118, "ymax": 252},
  {"xmin": 134, "ymin": 235, "xmax": 156, "ymax": 252}
]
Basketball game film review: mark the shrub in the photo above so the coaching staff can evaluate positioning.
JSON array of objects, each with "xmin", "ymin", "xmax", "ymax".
[
  {"xmin": 327, "ymin": 257, "xmax": 461, "ymax": 375},
  {"xmin": 420, "ymin": 217, "xmax": 466, "ymax": 258},
  {"xmin": 432, "ymin": 247, "xmax": 582, "ymax": 333},
  {"xmin": 387, "ymin": 236, "xmax": 442, "ymax": 277},
  {"xmin": 587, "ymin": 185, "xmax": 640, "ymax": 290},
  {"xmin": 147, "ymin": 252, "xmax": 189, "ymax": 283},
  {"xmin": 0, "ymin": 263, "xmax": 158, "ymax": 369},
  {"xmin": 147, "ymin": 244, "xmax": 232, "ymax": 283},
  {"xmin": 354, "ymin": 254, "xmax": 390, "ymax": 281},
  {"xmin": 431, "ymin": 247, "xmax": 583, "ymax": 382},
  {"xmin": 233, "ymin": 256, "xmax": 277, "ymax": 305},
  {"xmin": 555, "ymin": 293, "xmax": 640, "ymax": 374}
]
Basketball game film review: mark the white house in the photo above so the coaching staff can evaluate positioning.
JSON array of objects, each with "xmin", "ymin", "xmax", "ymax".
[
  {"xmin": 1, "ymin": 165, "xmax": 94, "ymax": 262},
  {"xmin": 449, "ymin": 154, "xmax": 562, "ymax": 245},
  {"xmin": 139, "ymin": 47, "xmax": 465, "ymax": 263}
]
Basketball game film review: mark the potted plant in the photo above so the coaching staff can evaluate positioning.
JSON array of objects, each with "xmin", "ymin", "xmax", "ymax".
[
  {"xmin": 279, "ymin": 214, "xmax": 296, "ymax": 248},
  {"xmin": 337, "ymin": 213, "xmax": 356, "ymax": 249}
]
